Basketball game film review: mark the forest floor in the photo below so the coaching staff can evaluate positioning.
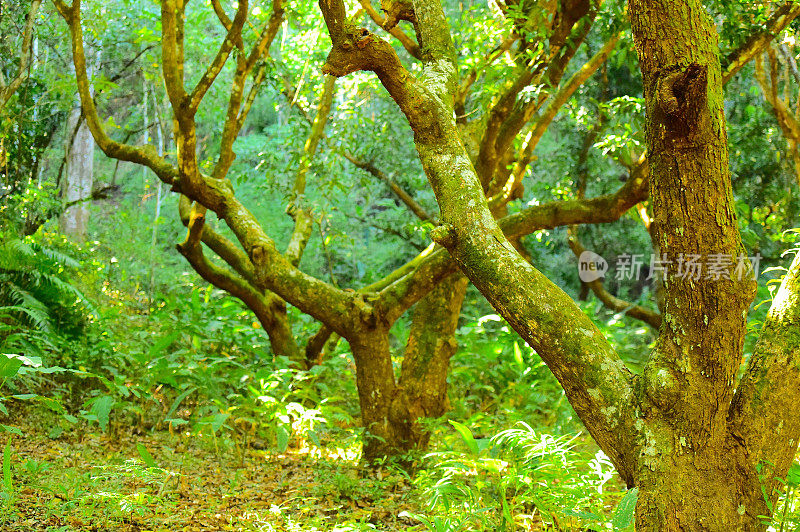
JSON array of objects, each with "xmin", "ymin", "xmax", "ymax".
[{"xmin": 1, "ymin": 409, "xmax": 424, "ymax": 532}]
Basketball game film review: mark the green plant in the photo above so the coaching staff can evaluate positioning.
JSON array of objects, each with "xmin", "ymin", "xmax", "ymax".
[
  {"xmin": 229, "ymin": 366, "xmax": 331, "ymax": 453},
  {"xmin": 416, "ymin": 421, "xmax": 622, "ymax": 531},
  {"xmin": 0, "ymin": 235, "xmax": 91, "ymax": 337},
  {"xmin": 0, "ymin": 353, "xmax": 74, "ymax": 435}
]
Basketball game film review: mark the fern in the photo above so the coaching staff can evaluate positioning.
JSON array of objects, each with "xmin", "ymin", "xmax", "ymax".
[{"xmin": 0, "ymin": 235, "xmax": 91, "ymax": 340}]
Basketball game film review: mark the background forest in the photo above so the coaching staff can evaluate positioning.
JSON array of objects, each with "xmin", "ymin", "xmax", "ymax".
[{"xmin": 1, "ymin": 0, "xmax": 800, "ymax": 530}]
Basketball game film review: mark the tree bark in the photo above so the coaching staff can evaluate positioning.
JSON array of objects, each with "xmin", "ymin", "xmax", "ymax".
[
  {"xmin": 347, "ymin": 275, "xmax": 467, "ymax": 462},
  {"xmin": 627, "ymin": 0, "xmax": 793, "ymax": 528},
  {"xmin": 393, "ymin": 273, "xmax": 469, "ymax": 452},
  {"xmin": 59, "ymin": 109, "xmax": 94, "ymax": 240},
  {"xmin": 60, "ymin": 40, "xmax": 96, "ymax": 241},
  {"xmin": 348, "ymin": 327, "xmax": 403, "ymax": 461}
]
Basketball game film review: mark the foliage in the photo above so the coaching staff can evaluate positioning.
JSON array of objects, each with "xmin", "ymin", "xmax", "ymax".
[{"xmin": 414, "ymin": 421, "xmax": 622, "ymax": 531}]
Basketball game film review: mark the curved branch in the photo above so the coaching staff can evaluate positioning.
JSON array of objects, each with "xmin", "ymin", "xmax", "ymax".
[
  {"xmin": 57, "ymin": 0, "xmax": 177, "ymax": 186},
  {"xmin": 62, "ymin": 0, "xmax": 364, "ymax": 337},
  {"xmin": 357, "ymin": 0, "xmax": 421, "ymax": 59},
  {"xmin": 176, "ymin": 204, "xmax": 303, "ymax": 364},
  {"xmin": 340, "ymin": 152, "xmax": 434, "ymax": 222},
  {"xmin": 376, "ymin": 165, "xmax": 649, "ymax": 323},
  {"xmin": 188, "ymin": 0, "xmax": 249, "ymax": 113},
  {"xmin": 722, "ymin": 2, "xmax": 800, "ymax": 84},
  {"xmin": 500, "ymin": 157, "xmax": 650, "ymax": 237},
  {"xmin": 567, "ymin": 229, "xmax": 662, "ymax": 328},
  {"xmin": 0, "ymin": 0, "xmax": 43, "ymax": 109}
]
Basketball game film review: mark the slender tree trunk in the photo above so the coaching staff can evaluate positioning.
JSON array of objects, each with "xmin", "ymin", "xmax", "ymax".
[
  {"xmin": 60, "ymin": 44, "xmax": 96, "ymax": 241},
  {"xmin": 261, "ymin": 297, "xmax": 303, "ymax": 363},
  {"xmin": 59, "ymin": 110, "xmax": 94, "ymax": 240}
]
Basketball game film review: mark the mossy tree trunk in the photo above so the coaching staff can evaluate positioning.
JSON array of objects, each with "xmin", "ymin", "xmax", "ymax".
[
  {"xmin": 319, "ymin": 0, "xmax": 800, "ymax": 525},
  {"xmin": 393, "ymin": 274, "xmax": 469, "ymax": 452},
  {"xmin": 348, "ymin": 275, "xmax": 468, "ymax": 460}
]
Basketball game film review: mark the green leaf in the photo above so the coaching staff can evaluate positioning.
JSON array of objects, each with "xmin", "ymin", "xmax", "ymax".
[
  {"xmin": 37, "ymin": 396, "xmax": 65, "ymax": 414},
  {"xmin": 0, "ymin": 356, "xmax": 23, "ymax": 379},
  {"xmin": 148, "ymin": 332, "xmax": 180, "ymax": 358},
  {"xmin": 513, "ymin": 342, "xmax": 524, "ymax": 368},
  {"xmin": 0, "ymin": 425, "xmax": 21, "ymax": 436},
  {"xmin": 449, "ymin": 420, "xmax": 479, "ymax": 457},
  {"xmin": 276, "ymin": 424, "xmax": 290, "ymax": 453},
  {"xmin": 211, "ymin": 413, "xmax": 229, "ymax": 432},
  {"xmin": 136, "ymin": 443, "xmax": 157, "ymax": 468},
  {"xmin": 90, "ymin": 395, "xmax": 115, "ymax": 432},
  {"xmin": 787, "ymin": 463, "xmax": 800, "ymax": 488},
  {"xmin": 612, "ymin": 487, "xmax": 638, "ymax": 530}
]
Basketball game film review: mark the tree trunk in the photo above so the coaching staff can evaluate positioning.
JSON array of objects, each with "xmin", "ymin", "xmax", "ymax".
[
  {"xmin": 392, "ymin": 273, "xmax": 469, "ymax": 451},
  {"xmin": 349, "ymin": 275, "xmax": 467, "ymax": 462},
  {"xmin": 260, "ymin": 296, "xmax": 304, "ymax": 364},
  {"xmin": 348, "ymin": 328, "xmax": 402, "ymax": 461},
  {"xmin": 627, "ymin": 0, "xmax": 775, "ymax": 528},
  {"xmin": 59, "ymin": 109, "xmax": 94, "ymax": 240},
  {"xmin": 634, "ymin": 450, "xmax": 768, "ymax": 530},
  {"xmin": 60, "ymin": 41, "xmax": 96, "ymax": 241}
]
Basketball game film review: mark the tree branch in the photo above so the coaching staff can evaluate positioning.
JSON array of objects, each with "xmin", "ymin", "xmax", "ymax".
[
  {"xmin": 722, "ymin": 2, "xmax": 800, "ymax": 84},
  {"xmin": 285, "ymin": 75, "xmax": 337, "ymax": 267},
  {"xmin": 729, "ymin": 252, "xmax": 800, "ymax": 507},
  {"xmin": 567, "ymin": 230, "xmax": 662, "ymax": 328},
  {"xmin": 188, "ymin": 0, "xmax": 249, "ymax": 113},
  {"xmin": 0, "ymin": 0, "xmax": 43, "ymax": 109},
  {"xmin": 357, "ymin": 0, "xmax": 421, "ymax": 59},
  {"xmin": 56, "ymin": 0, "xmax": 177, "ymax": 186},
  {"xmin": 340, "ymin": 152, "xmax": 434, "ymax": 222}
]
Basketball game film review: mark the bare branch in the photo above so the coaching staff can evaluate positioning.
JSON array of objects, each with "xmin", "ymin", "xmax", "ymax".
[
  {"xmin": 188, "ymin": 0, "xmax": 249, "ymax": 113},
  {"xmin": 57, "ymin": 0, "xmax": 177, "ymax": 185},
  {"xmin": 340, "ymin": 152, "xmax": 434, "ymax": 222},
  {"xmin": 176, "ymin": 203, "xmax": 304, "ymax": 364},
  {"xmin": 283, "ymin": 77, "xmax": 338, "ymax": 267},
  {"xmin": 357, "ymin": 0, "xmax": 421, "ymax": 59},
  {"xmin": 499, "ymin": 32, "xmax": 621, "ymax": 189},
  {"xmin": 567, "ymin": 229, "xmax": 662, "ymax": 328},
  {"xmin": 319, "ymin": 0, "xmax": 348, "ymax": 44},
  {"xmin": 214, "ymin": 1, "xmax": 285, "ymax": 179}
]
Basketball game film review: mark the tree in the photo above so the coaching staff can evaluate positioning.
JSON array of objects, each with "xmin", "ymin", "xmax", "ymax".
[
  {"xmin": 56, "ymin": 0, "xmax": 636, "ymax": 460},
  {"xmin": 56, "ymin": 0, "xmax": 800, "ymax": 525},
  {"xmin": 59, "ymin": 51, "xmax": 95, "ymax": 241},
  {"xmin": 317, "ymin": 0, "xmax": 800, "ymax": 528}
]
